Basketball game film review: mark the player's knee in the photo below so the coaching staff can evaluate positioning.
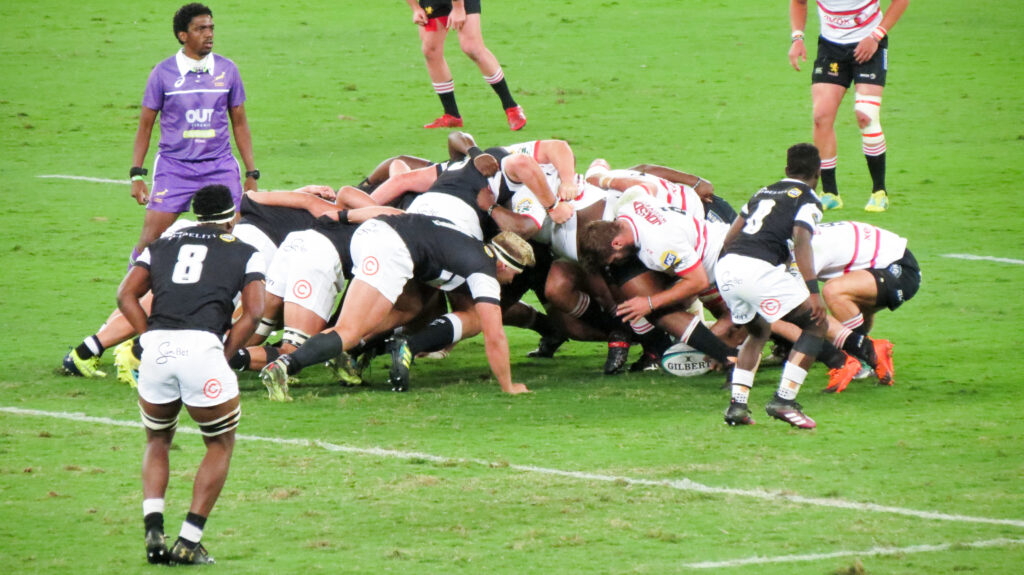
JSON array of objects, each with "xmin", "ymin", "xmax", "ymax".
[
  {"xmin": 459, "ymin": 41, "xmax": 485, "ymax": 62},
  {"xmin": 821, "ymin": 280, "xmax": 845, "ymax": 305},
  {"xmin": 812, "ymin": 107, "xmax": 837, "ymax": 130},
  {"xmin": 854, "ymin": 93, "xmax": 883, "ymax": 135},
  {"xmin": 198, "ymin": 405, "xmax": 241, "ymax": 438}
]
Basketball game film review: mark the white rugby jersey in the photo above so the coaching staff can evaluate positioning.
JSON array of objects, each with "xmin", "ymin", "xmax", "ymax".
[
  {"xmin": 535, "ymin": 179, "xmax": 613, "ymax": 261},
  {"xmin": 492, "ymin": 152, "xmax": 558, "ymax": 231},
  {"xmin": 606, "ymin": 169, "xmax": 705, "ymax": 220},
  {"xmin": 812, "ymin": 220, "xmax": 908, "ymax": 279},
  {"xmin": 615, "ymin": 190, "xmax": 727, "ymax": 283},
  {"xmin": 816, "ymin": 0, "xmax": 883, "ymax": 44}
]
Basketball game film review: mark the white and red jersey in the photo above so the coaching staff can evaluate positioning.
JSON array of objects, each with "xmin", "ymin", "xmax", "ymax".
[
  {"xmin": 816, "ymin": 0, "xmax": 884, "ymax": 44},
  {"xmin": 812, "ymin": 220, "xmax": 908, "ymax": 279},
  {"xmin": 535, "ymin": 179, "xmax": 614, "ymax": 261},
  {"xmin": 615, "ymin": 190, "xmax": 727, "ymax": 283},
  {"xmin": 605, "ymin": 169, "xmax": 705, "ymax": 220}
]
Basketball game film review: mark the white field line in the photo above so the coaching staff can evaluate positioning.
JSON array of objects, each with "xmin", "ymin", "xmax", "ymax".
[
  {"xmin": 943, "ymin": 253, "xmax": 1024, "ymax": 265},
  {"xmin": 4, "ymin": 406, "xmax": 1024, "ymax": 530},
  {"xmin": 682, "ymin": 537, "xmax": 1024, "ymax": 569},
  {"xmin": 38, "ymin": 174, "xmax": 130, "ymax": 185}
]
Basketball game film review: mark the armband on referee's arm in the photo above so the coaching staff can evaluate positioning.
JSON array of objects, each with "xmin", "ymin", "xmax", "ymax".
[
  {"xmin": 805, "ymin": 279, "xmax": 819, "ymax": 294},
  {"xmin": 129, "ymin": 166, "xmax": 147, "ymax": 181}
]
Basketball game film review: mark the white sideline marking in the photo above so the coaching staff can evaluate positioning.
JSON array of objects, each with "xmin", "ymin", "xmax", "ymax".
[
  {"xmin": 682, "ymin": 537, "xmax": 1024, "ymax": 569},
  {"xmin": 943, "ymin": 253, "xmax": 1024, "ymax": 266},
  {"xmin": 38, "ymin": 174, "xmax": 129, "ymax": 185},
  {"xmin": 4, "ymin": 406, "xmax": 1024, "ymax": 530}
]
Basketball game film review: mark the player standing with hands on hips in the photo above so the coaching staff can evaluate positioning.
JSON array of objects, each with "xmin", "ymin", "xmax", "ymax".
[
  {"xmin": 788, "ymin": 0, "xmax": 909, "ymax": 212},
  {"xmin": 128, "ymin": 3, "xmax": 259, "ymax": 268},
  {"xmin": 407, "ymin": 0, "xmax": 527, "ymax": 131},
  {"xmin": 117, "ymin": 185, "xmax": 265, "ymax": 564}
]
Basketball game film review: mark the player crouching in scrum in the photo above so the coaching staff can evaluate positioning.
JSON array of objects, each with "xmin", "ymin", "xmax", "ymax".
[
  {"xmin": 260, "ymin": 213, "xmax": 535, "ymax": 397},
  {"xmin": 117, "ymin": 185, "xmax": 265, "ymax": 564}
]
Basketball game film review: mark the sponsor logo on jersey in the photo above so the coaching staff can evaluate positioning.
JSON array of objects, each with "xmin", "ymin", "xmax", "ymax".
[
  {"xmin": 787, "ymin": 187, "xmax": 803, "ymax": 198},
  {"xmin": 661, "ymin": 251, "xmax": 679, "ymax": 268},
  {"xmin": 186, "ymin": 108, "xmax": 214, "ymax": 124},
  {"xmin": 214, "ymin": 72, "xmax": 226, "ymax": 87},
  {"xmin": 219, "ymin": 234, "xmax": 236, "ymax": 242},
  {"xmin": 632, "ymin": 201, "xmax": 666, "ymax": 225},
  {"xmin": 514, "ymin": 198, "xmax": 535, "ymax": 214},
  {"xmin": 828, "ymin": 62, "xmax": 839, "ymax": 77}
]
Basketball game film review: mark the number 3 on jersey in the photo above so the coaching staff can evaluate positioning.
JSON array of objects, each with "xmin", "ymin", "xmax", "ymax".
[
  {"xmin": 742, "ymin": 200, "xmax": 776, "ymax": 234},
  {"xmin": 171, "ymin": 244, "xmax": 208, "ymax": 284}
]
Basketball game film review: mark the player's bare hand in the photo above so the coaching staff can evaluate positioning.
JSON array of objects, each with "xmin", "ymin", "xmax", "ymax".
[
  {"xmin": 693, "ymin": 179, "xmax": 715, "ymax": 202},
  {"xmin": 809, "ymin": 294, "xmax": 827, "ymax": 323},
  {"xmin": 131, "ymin": 180, "xmax": 149, "ymax": 205},
  {"xmin": 447, "ymin": 4, "xmax": 466, "ymax": 30},
  {"xmin": 615, "ymin": 297, "xmax": 650, "ymax": 324},
  {"xmin": 853, "ymin": 37, "xmax": 878, "ymax": 63},
  {"xmin": 548, "ymin": 201, "xmax": 574, "ymax": 225},
  {"xmin": 476, "ymin": 187, "xmax": 497, "ymax": 213},
  {"xmin": 503, "ymin": 382, "xmax": 531, "ymax": 394},
  {"xmin": 411, "ymin": 7, "xmax": 428, "ymax": 25},
  {"xmin": 557, "ymin": 180, "xmax": 578, "ymax": 202},
  {"xmin": 244, "ymin": 176, "xmax": 258, "ymax": 193},
  {"xmin": 788, "ymin": 40, "xmax": 807, "ymax": 71}
]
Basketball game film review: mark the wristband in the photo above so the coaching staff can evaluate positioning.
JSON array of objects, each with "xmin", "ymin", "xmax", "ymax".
[
  {"xmin": 131, "ymin": 175, "xmax": 146, "ymax": 182},
  {"xmin": 467, "ymin": 146, "xmax": 483, "ymax": 159},
  {"xmin": 129, "ymin": 166, "xmax": 147, "ymax": 178},
  {"xmin": 544, "ymin": 199, "xmax": 559, "ymax": 212},
  {"xmin": 647, "ymin": 296, "xmax": 654, "ymax": 311},
  {"xmin": 871, "ymin": 26, "xmax": 887, "ymax": 42},
  {"xmin": 486, "ymin": 204, "xmax": 497, "ymax": 217},
  {"xmin": 337, "ymin": 209, "xmax": 349, "ymax": 224},
  {"xmin": 791, "ymin": 30, "xmax": 805, "ymax": 42},
  {"xmin": 693, "ymin": 177, "xmax": 704, "ymax": 189},
  {"xmin": 805, "ymin": 279, "xmax": 819, "ymax": 294},
  {"xmin": 245, "ymin": 169, "xmax": 260, "ymax": 180}
]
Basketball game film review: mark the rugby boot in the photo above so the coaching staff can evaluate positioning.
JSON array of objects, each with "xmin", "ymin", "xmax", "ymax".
[
  {"xmin": 765, "ymin": 398, "xmax": 817, "ymax": 429},
  {"xmin": 113, "ymin": 340, "xmax": 140, "ymax": 388},
  {"xmin": 724, "ymin": 400, "xmax": 755, "ymax": 426},
  {"xmin": 505, "ymin": 105, "xmax": 527, "ymax": 131},
  {"xmin": 629, "ymin": 352, "xmax": 661, "ymax": 372},
  {"xmin": 169, "ymin": 538, "xmax": 215, "ymax": 565},
  {"xmin": 328, "ymin": 351, "xmax": 363, "ymax": 387},
  {"xmin": 824, "ymin": 353, "xmax": 861, "ymax": 393},
  {"xmin": 387, "ymin": 336, "xmax": 413, "ymax": 392},
  {"xmin": 260, "ymin": 360, "xmax": 293, "ymax": 402},
  {"xmin": 424, "ymin": 114, "xmax": 463, "ymax": 129},
  {"xmin": 603, "ymin": 333, "xmax": 631, "ymax": 375},
  {"xmin": 145, "ymin": 528, "xmax": 169, "ymax": 565},
  {"xmin": 873, "ymin": 338, "xmax": 895, "ymax": 385},
  {"xmin": 61, "ymin": 348, "xmax": 106, "ymax": 378},
  {"xmin": 864, "ymin": 190, "xmax": 889, "ymax": 212},
  {"xmin": 820, "ymin": 192, "xmax": 843, "ymax": 211},
  {"xmin": 526, "ymin": 334, "xmax": 566, "ymax": 359}
]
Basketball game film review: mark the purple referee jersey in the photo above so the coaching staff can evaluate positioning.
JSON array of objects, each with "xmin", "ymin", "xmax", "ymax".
[{"xmin": 142, "ymin": 51, "xmax": 246, "ymax": 162}]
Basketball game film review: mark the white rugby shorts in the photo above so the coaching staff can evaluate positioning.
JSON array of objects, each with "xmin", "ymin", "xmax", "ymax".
[
  {"xmin": 716, "ymin": 253, "xmax": 809, "ymax": 324},
  {"xmin": 265, "ymin": 229, "xmax": 344, "ymax": 321},
  {"xmin": 138, "ymin": 329, "xmax": 238, "ymax": 408},
  {"xmin": 349, "ymin": 219, "xmax": 414, "ymax": 303}
]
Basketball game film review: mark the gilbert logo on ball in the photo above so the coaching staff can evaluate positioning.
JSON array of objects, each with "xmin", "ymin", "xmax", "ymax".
[{"xmin": 660, "ymin": 342, "xmax": 713, "ymax": 377}]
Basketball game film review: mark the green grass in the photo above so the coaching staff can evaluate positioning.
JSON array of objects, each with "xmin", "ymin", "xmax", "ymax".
[{"xmin": 2, "ymin": 0, "xmax": 1023, "ymax": 573}]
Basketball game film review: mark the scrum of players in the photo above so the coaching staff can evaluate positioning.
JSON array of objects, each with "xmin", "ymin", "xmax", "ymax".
[{"xmin": 61, "ymin": 135, "xmax": 920, "ymax": 430}]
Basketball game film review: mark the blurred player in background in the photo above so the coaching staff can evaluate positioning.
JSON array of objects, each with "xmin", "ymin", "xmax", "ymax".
[
  {"xmin": 788, "ymin": 0, "xmax": 909, "ymax": 212},
  {"xmin": 117, "ymin": 185, "xmax": 264, "ymax": 564},
  {"xmin": 128, "ymin": 3, "xmax": 258, "ymax": 267},
  {"xmin": 406, "ymin": 0, "xmax": 527, "ymax": 130}
]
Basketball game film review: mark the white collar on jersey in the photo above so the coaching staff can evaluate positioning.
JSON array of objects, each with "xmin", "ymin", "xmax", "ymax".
[{"xmin": 175, "ymin": 49, "xmax": 216, "ymax": 77}]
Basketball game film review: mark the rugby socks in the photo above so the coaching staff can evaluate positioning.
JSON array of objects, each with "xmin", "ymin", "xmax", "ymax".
[
  {"xmin": 281, "ymin": 332, "xmax": 343, "ymax": 376},
  {"xmin": 681, "ymin": 319, "xmax": 737, "ymax": 365},
  {"xmin": 865, "ymin": 153, "xmax": 887, "ymax": 192},
  {"xmin": 730, "ymin": 368, "xmax": 755, "ymax": 404},
  {"xmin": 407, "ymin": 314, "xmax": 461, "ymax": 356},
  {"xmin": 484, "ymin": 69, "xmax": 517, "ymax": 110},
  {"xmin": 433, "ymin": 80, "xmax": 461, "ymax": 118},
  {"xmin": 817, "ymin": 340, "xmax": 848, "ymax": 370},
  {"xmin": 177, "ymin": 512, "xmax": 207, "ymax": 548},
  {"xmin": 820, "ymin": 156, "xmax": 838, "ymax": 195},
  {"xmin": 75, "ymin": 335, "xmax": 105, "ymax": 360},
  {"xmin": 143, "ymin": 498, "xmax": 165, "ymax": 534},
  {"xmin": 776, "ymin": 362, "xmax": 808, "ymax": 401},
  {"xmin": 833, "ymin": 314, "xmax": 878, "ymax": 368},
  {"xmin": 570, "ymin": 293, "xmax": 623, "ymax": 334}
]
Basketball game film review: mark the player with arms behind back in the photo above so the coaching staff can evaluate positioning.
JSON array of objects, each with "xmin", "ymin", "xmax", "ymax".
[
  {"xmin": 717, "ymin": 144, "xmax": 835, "ymax": 429},
  {"xmin": 117, "ymin": 185, "xmax": 265, "ymax": 565}
]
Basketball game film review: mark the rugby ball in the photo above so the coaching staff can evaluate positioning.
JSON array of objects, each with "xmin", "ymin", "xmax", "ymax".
[{"xmin": 660, "ymin": 342, "xmax": 713, "ymax": 377}]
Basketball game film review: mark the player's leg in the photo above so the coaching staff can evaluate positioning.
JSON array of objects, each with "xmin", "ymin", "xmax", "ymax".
[
  {"xmin": 855, "ymin": 82, "xmax": 889, "ymax": 211},
  {"xmin": 356, "ymin": 155, "xmax": 434, "ymax": 192},
  {"xmin": 456, "ymin": 11, "xmax": 524, "ymax": 129},
  {"xmin": 725, "ymin": 315, "xmax": 771, "ymax": 426},
  {"xmin": 419, "ymin": 22, "xmax": 462, "ymax": 127},
  {"xmin": 131, "ymin": 210, "xmax": 180, "ymax": 265},
  {"xmin": 811, "ymin": 82, "xmax": 847, "ymax": 208},
  {"xmin": 139, "ymin": 397, "xmax": 181, "ymax": 564}
]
